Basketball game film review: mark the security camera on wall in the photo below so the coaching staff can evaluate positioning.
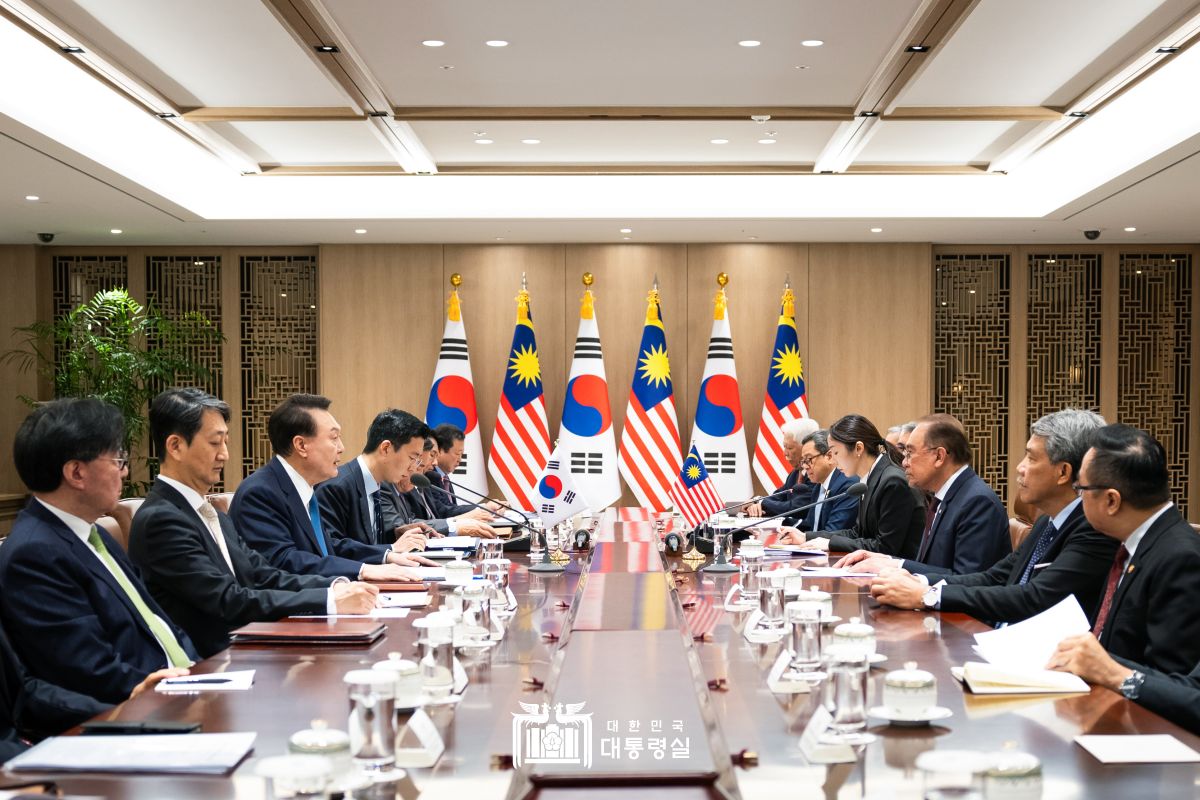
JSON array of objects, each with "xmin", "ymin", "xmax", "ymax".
[
  {"xmin": 1084, "ymin": 230, "xmax": 1101, "ymax": 240},
  {"xmin": 37, "ymin": 232, "xmax": 55, "ymax": 243}
]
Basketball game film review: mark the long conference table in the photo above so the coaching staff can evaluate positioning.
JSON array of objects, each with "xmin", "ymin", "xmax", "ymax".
[{"xmin": 7, "ymin": 508, "xmax": 1200, "ymax": 799}]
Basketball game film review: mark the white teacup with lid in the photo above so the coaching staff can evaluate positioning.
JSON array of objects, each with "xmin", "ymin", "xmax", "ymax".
[
  {"xmin": 372, "ymin": 652, "xmax": 422, "ymax": 709},
  {"xmin": 791, "ymin": 589, "xmax": 833, "ymax": 620},
  {"xmin": 882, "ymin": 661, "xmax": 937, "ymax": 720},
  {"xmin": 831, "ymin": 616, "xmax": 876, "ymax": 657}
]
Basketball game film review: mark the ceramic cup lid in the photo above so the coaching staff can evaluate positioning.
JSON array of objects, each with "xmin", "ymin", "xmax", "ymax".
[
  {"xmin": 885, "ymin": 661, "xmax": 935, "ymax": 688},
  {"xmin": 833, "ymin": 616, "xmax": 874, "ymax": 638},
  {"xmin": 289, "ymin": 719, "xmax": 350, "ymax": 754}
]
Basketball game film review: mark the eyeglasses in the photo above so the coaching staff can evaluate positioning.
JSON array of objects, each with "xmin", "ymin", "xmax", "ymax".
[
  {"xmin": 902, "ymin": 446, "xmax": 938, "ymax": 461},
  {"xmin": 105, "ymin": 451, "xmax": 130, "ymax": 470},
  {"xmin": 1073, "ymin": 483, "xmax": 1110, "ymax": 493},
  {"xmin": 799, "ymin": 454, "xmax": 828, "ymax": 468}
]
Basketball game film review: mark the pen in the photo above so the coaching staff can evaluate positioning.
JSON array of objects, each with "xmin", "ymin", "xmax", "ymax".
[{"xmin": 162, "ymin": 677, "xmax": 232, "ymax": 684}]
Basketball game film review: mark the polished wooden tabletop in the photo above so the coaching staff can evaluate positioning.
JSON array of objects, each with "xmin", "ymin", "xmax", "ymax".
[{"xmin": 6, "ymin": 508, "xmax": 1200, "ymax": 799}]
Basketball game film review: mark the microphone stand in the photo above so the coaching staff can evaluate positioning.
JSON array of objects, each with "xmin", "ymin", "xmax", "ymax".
[{"xmin": 441, "ymin": 475, "xmax": 565, "ymax": 573}]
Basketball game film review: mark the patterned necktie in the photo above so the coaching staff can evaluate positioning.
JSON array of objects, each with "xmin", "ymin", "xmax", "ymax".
[
  {"xmin": 87, "ymin": 526, "xmax": 192, "ymax": 668},
  {"xmin": 308, "ymin": 495, "xmax": 330, "ymax": 556},
  {"xmin": 370, "ymin": 489, "xmax": 384, "ymax": 544},
  {"xmin": 442, "ymin": 472, "xmax": 453, "ymax": 498},
  {"xmin": 1017, "ymin": 520, "xmax": 1058, "ymax": 585},
  {"xmin": 1091, "ymin": 546, "xmax": 1131, "ymax": 638},
  {"xmin": 917, "ymin": 496, "xmax": 941, "ymax": 561},
  {"xmin": 198, "ymin": 501, "xmax": 235, "ymax": 575}
]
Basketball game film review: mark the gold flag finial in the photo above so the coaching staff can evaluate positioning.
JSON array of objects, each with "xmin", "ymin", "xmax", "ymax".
[
  {"xmin": 716, "ymin": 271, "xmax": 729, "ymax": 287},
  {"xmin": 781, "ymin": 281, "xmax": 795, "ymax": 318},
  {"xmin": 580, "ymin": 274, "xmax": 595, "ymax": 320},
  {"xmin": 713, "ymin": 273, "xmax": 729, "ymax": 320},
  {"xmin": 516, "ymin": 276, "xmax": 531, "ymax": 323},
  {"xmin": 450, "ymin": 272, "xmax": 462, "ymax": 288},
  {"xmin": 582, "ymin": 271, "xmax": 594, "ymax": 287}
]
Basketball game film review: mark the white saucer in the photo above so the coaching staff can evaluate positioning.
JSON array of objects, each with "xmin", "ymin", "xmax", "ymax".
[
  {"xmin": 868, "ymin": 652, "xmax": 887, "ymax": 665},
  {"xmin": 820, "ymin": 615, "xmax": 843, "ymax": 626},
  {"xmin": 868, "ymin": 705, "xmax": 952, "ymax": 726}
]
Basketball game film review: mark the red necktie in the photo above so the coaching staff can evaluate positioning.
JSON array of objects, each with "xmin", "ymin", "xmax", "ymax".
[
  {"xmin": 1091, "ymin": 546, "xmax": 1130, "ymax": 638},
  {"xmin": 916, "ymin": 496, "xmax": 940, "ymax": 561}
]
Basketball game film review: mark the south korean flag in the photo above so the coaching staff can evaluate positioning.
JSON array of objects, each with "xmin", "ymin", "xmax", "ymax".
[{"xmin": 534, "ymin": 445, "xmax": 591, "ymax": 527}]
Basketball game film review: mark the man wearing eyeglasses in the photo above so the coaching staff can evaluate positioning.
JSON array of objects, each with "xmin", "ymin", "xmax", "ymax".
[
  {"xmin": 1047, "ymin": 424, "xmax": 1200, "ymax": 676},
  {"xmin": 788, "ymin": 429, "xmax": 860, "ymax": 533},
  {"xmin": 0, "ymin": 399, "xmax": 194, "ymax": 704}
]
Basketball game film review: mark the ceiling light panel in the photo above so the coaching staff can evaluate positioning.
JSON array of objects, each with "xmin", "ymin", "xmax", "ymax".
[
  {"xmin": 226, "ymin": 121, "xmax": 403, "ymax": 165},
  {"xmin": 897, "ymin": 0, "xmax": 1183, "ymax": 106},
  {"xmin": 408, "ymin": 120, "xmax": 840, "ymax": 164},
  {"xmin": 46, "ymin": 0, "xmax": 350, "ymax": 105},
  {"xmin": 325, "ymin": 0, "xmax": 926, "ymax": 106}
]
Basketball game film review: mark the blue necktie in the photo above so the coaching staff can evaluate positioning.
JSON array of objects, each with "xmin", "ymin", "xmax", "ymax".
[
  {"xmin": 308, "ymin": 495, "xmax": 330, "ymax": 556},
  {"xmin": 1017, "ymin": 521, "xmax": 1057, "ymax": 584}
]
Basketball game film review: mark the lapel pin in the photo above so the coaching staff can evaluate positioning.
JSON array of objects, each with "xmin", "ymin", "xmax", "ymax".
[{"xmin": 1126, "ymin": 564, "xmax": 1135, "ymax": 575}]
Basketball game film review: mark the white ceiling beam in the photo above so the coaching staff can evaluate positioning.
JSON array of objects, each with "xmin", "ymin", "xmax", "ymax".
[
  {"xmin": 0, "ymin": 0, "xmax": 263, "ymax": 174},
  {"xmin": 988, "ymin": 3, "xmax": 1200, "ymax": 174},
  {"xmin": 259, "ymin": 0, "xmax": 437, "ymax": 174}
]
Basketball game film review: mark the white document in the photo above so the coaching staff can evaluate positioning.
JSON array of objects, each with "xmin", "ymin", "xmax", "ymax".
[
  {"xmin": 381, "ymin": 592, "xmax": 432, "ymax": 608},
  {"xmin": 1075, "ymin": 734, "xmax": 1200, "ymax": 764},
  {"xmin": 5, "ymin": 732, "xmax": 256, "ymax": 774},
  {"xmin": 414, "ymin": 566, "xmax": 447, "ymax": 580},
  {"xmin": 973, "ymin": 595, "xmax": 1090, "ymax": 671},
  {"xmin": 425, "ymin": 536, "xmax": 480, "ymax": 550},
  {"xmin": 155, "ymin": 669, "xmax": 255, "ymax": 693},
  {"xmin": 798, "ymin": 566, "xmax": 875, "ymax": 578},
  {"xmin": 960, "ymin": 661, "xmax": 1089, "ymax": 694},
  {"xmin": 767, "ymin": 545, "xmax": 827, "ymax": 556}
]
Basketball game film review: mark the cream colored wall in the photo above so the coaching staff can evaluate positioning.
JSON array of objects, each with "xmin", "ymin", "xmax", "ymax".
[
  {"xmin": 0, "ymin": 246, "xmax": 39, "ymax": 498},
  {"xmin": 318, "ymin": 243, "xmax": 934, "ymax": 501}
]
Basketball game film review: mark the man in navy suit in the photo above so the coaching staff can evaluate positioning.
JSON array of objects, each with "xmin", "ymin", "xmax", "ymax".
[
  {"xmin": 317, "ymin": 409, "xmax": 440, "ymax": 547},
  {"xmin": 231, "ymin": 394, "xmax": 431, "ymax": 580},
  {"xmin": 897, "ymin": 414, "xmax": 1009, "ymax": 574},
  {"xmin": 0, "ymin": 399, "xmax": 192, "ymax": 705},
  {"xmin": 400, "ymin": 437, "xmax": 498, "ymax": 536},
  {"xmin": 747, "ymin": 418, "xmax": 819, "ymax": 520},
  {"xmin": 779, "ymin": 429, "xmax": 859, "ymax": 538}
]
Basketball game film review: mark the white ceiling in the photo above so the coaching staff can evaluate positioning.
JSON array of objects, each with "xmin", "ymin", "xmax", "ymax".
[{"xmin": 1, "ymin": 0, "xmax": 1198, "ymax": 244}]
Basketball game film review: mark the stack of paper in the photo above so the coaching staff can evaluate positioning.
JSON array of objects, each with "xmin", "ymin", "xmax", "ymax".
[
  {"xmin": 425, "ymin": 536, "xmax": 480, "ymax": 550},
  {"xmin": 960, "ymin": 596, "xmax": 1091, "ymax": 694}
]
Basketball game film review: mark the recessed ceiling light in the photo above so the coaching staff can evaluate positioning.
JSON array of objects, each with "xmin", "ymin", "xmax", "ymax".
[
  {"xmin": 758, "ymin": 138, "xmax": 776, "ymax": 144},
  {"xmin": 905, "ymin": 44, "xmax": 929, "ymax": 53},
  {"xmin": 422, "ymin": 40, "xmax": 445, "ymax": 47},
  {"xmin": 485, "ymin": 40, "xmax": 509, "ymax": 47},
  {"xmin": 1067, "ymin": 111, "xmax": 1089, "ymax": 118},
  {"xmin": 859, "ymin": 111, "xmax": 879, "ymax": 118},
  {"xmin": 24, "ymin": 195, "xmax": 38, "ymax": 201},
  {"xmin": 870, "ymin": 227, "xmax": 883, "ymax": 233},
  {"xmin": 1124, "ymin": 226, "xmax": 1137, "ymax": 232},
  {"xmin": 280, "ymin": 293, "xmax": 287, "ymax": 298},
  {"xmin": 620, "ymin": 228, "xmax": 632, "ymax": 234},
  {"xmin": 710, "ymin": 138, "xmax": 729, "ymax": 144},
  {"xmin": 1156, "ymin": 46, "xmax": 1180, "ymax": 54},
  {"xmin": 622, "ymin": 237, "xmax": 632, "ymax": 241},
  {"xmin": 495, "ymin": 237, "xmax": 505, "ymax": 241},
  {"xmin": 738, "ymin": 40, "xmax": 761, "ymax": 47},
  {"xmin": 110, "ymin": 228, "xmax": 122, "ymax": 234},
  {"xmin": 969, "ymin": 289, "xmax": 977, "ymax": 294},
  {"xmin": 521, "ymin": 139, "xmax": 541, "ymax": 145},
  {"xmin": 355, "ymin": 228, "xmax": 367, "ymax": 234},
  {"xmin": 794, "ymin": 64, "xmax": 811, "ymax": 70},
  {"xmin": 314, "ymin": 45, "xmax": 339, "ymax": 53},
  {"xmin": 439, "ymin": 64, "xmax": 454, "ymax": 70},
  {"xmin": 747, "ymin": 236, "xmax": 758, "ymax": 240},
  {"xmin": 474, "ymin": 138, "xmax": 494, "ymax": 144},
  {"xmin": 801, "ymin": 40, "xmax": 824, "ymax": 47},
  {"xmin": 60, "ymin": 46, "xmax": 84, "ymax": 54}
]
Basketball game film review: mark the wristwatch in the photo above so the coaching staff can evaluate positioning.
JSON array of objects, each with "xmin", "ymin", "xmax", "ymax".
[
  {"xmin": 1118, "ymin": 670, "xmax": 1146, "ymax": 700},
  {"xmin": 922, "ymin": 580, "xmax": 945, "ymax": 609}
]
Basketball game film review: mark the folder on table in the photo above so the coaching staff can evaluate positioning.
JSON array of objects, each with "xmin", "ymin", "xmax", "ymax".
[{"xmin": 231, "ymin": 618, "xmax": 386, "ymax": 645}]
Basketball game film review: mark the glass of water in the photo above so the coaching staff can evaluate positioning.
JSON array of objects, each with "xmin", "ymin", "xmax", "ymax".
[
  {"xmin": 820, "ymin": 646, "xmax": 875, "ymax": 746},
  {"xmin": 529, "ymin": 519, "xmax": 545, "ymax": 559},
  {"xmin": 786, "ymin": 602, "xmax": 825, "ymax": 678}
]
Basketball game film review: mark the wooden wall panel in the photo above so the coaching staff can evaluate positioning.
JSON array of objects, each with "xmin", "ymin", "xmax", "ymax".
[
  {"xmin": 686, "ymin": 244, "xmax": 808, "ymax": 495},
  {"xmin": 0, "ymin": 246, "xmax": 39, "ymax": 499},
  {"xmin": 807, "ymin": 244, "xmax": 933, "ymax": 433},
  {"xmin": 318, "ymin": 245, "xmax": 444, "ymax": 457}
]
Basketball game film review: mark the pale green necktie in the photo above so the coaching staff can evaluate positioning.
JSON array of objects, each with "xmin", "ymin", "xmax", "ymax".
[{"xmin": 87, "ymin": 526, "xmax": 192, "ymax": 668}]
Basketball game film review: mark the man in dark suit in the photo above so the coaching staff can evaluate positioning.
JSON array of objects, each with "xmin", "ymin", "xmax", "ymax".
[
  {"xmin": 130, "ymin": 389, "xmax": 379, "ymax": 658},
  {"xmin": 863, "ymin": 410, "xmax": 1119, "ymax": 625},
  {"xmin": 896, "ymin": 414, "xmax": 1009, "ymax": 573},
  {"xmin": 317, "ymin": 409, "xmax": 435, "ymax": 547},
  {"xmin": 426, "ymin": 423, "xmax": 490, "ymax": 517},
  {"xmin": 747, "ymin": 418, "xmax": 819, "ymax": 519},
  {"xmin": 1048, "ymin": 424, "xmax": 1200, "ymax": 675},
  {"xmin": 794, "ymin": 430, "xmax": 859, "ymax": 532},
  {"xmin": 231, "ymin": 394, "xmax": 430, "ymax": 581},
  {"xmin": 0, "ymin": 399, "xmax": 194, "ymax": 704},
  {"xmin": 402, "ymin": 437, "xmax": 497, "ymax": 535}
]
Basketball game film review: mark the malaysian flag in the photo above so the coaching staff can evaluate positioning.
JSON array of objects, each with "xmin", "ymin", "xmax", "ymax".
[
  {"xmin": 487, "ymin": 283, "xmax": 551, "ymax": 510},
  {"xmin": 668, "ymin": 445, "xmax": 725, "ymax": 529},
  {"xmin": 752, "ymin": 283, "xmax": 810, "ymax": 493},
  {"xmin": 425, "ymin": 283, "xmax": 487, "ymax": 498},
  {"xmin": 689, "ymin": 280, "xmax": 752, "ymax": 500},
  {"xmin": 557, "ymin": 282, "xmax": 620, "ymax": 509},
  {"xmin": 617, "ymin": 287, "xmax": 682, "ymax": 511}
]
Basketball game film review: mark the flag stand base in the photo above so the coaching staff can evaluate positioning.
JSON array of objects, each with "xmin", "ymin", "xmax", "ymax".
[
  {"xmin": 701, "ymin": 550, "xmax": 739, "ymax": 573},
  {"xmin": 529, "ymin": 547, "xmax": 566, "ymax": 573}
]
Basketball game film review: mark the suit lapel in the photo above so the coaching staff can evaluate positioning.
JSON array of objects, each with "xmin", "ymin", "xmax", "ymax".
[
  {"xmin": 152, "ymin": 481, "xmax": 237, "ymax": 579},
  {"xmin": 925, "ymin": 467, "xmax": 976, "ymax": 553},
  {"xmin": 345, "ymin": 460, "xmax": 372, "ymax": 539},
  {"xmin": 268, "ymin": 459, "xmax": 325, "ymax": 553},
  {"xmin": 1107, "ymin": 507, "xmax": 1178, "ymax": 621}
]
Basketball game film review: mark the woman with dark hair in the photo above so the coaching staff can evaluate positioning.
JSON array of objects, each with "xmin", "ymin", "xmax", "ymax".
[{"xmin": 780, "ymin": 414, "xmax": 924, "ymax": 557}]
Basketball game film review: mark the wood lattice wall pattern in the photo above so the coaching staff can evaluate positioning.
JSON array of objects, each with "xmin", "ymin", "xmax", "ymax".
[
  {"xmin": 933, "ymin": 255, "xmax": 1011, "ymax": 505},
  {"xmin": 239, "ymin": 255, "xmax": 319, "ymax": 475},
  {"xmin": 52, "ymin": 255, "xmax": 128, "ymax": 320},
  {"xmin": 1116, "ymin": 253, "xmax": 1192, "ymax": 516},
  {"xmin": 146, "ymin": 256, "xmax": 225, "ymax": 487},
  {"xmin": 1027, "ymin": 254, "xmax": 1102, "ymax": 422}
]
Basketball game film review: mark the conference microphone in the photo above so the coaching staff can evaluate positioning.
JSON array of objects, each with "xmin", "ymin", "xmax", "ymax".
[
  {"xmin": 414, "ymin": 473, "xmax": 533, "ymax": 531},
  {"xmin": 719, "ymin": 481, "xmax": 868, "ymax": 538},
  {"xmin": 721, "ymin": 482, "xmax": 808, "ymax": 516},
  {"xmin": 442, "ymin": 475, "xmax": 534, "ymax": 528}
]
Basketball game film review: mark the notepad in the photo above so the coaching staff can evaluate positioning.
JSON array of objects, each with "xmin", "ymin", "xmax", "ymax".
[
  {"xmin": 156, "ymin": 669, "xmax": 255, "ymax": 693},
  {"xmin": 1076, "ymin": 734, "xmax": 1200, "ymax": 763},
  {"xmin": 425, "ymin": 536, "xmax": 480, "ymax": 550},
  {"xmin": 959, "ymin": 661, "xmax": 1089, "ymax": 694},
  {"xmin": 4, "ymin": 732, "xmax": 256, "ymax": 774}
]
